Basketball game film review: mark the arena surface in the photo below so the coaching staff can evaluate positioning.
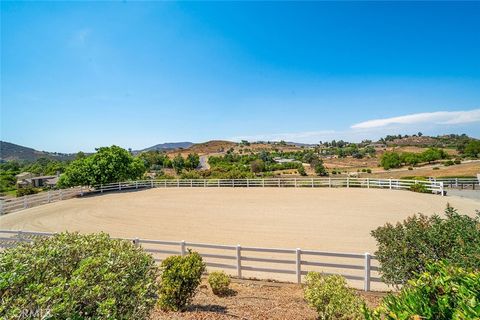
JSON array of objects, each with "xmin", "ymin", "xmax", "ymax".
[{"xmin": 1, "ymin": 188, "xmax": 479, "ymax": 253}]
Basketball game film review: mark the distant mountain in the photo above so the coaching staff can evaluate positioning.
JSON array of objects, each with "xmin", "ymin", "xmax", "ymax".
[
  {"xmin": 138, "ymin": 142, "xmax": 194, "ymax": 152},
  {"xmin": 285, "ymin": 141, "xmax": 317, "ymax": 147},
  {"xmin": 0, "ymin": 141, "xmax": 75, "ymax": 162}
]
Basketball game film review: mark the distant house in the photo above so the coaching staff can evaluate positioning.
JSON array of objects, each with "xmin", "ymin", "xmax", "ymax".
[{"xmin": 16, "ymin": 172, "xmax": 59, "ymax": 188}]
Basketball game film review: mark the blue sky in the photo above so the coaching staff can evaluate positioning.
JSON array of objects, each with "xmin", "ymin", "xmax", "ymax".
[{"xmin": 1, "ymin": 1, "xmax": 480, "ymax": 152}]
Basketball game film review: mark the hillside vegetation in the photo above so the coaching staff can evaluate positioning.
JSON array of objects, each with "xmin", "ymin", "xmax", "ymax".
[{"xmin": 1, "ymin": 134, "xmax": 479, "ymax": 196}]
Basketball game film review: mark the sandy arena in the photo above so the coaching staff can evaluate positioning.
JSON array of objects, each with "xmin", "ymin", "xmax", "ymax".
[{"xmin": 1, "ymin": 188, "xmax": 479, "ymax": 253}]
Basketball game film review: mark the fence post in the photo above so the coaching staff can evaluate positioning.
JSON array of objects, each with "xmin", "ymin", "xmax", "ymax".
[
  {"xmin": 389, "ymin": 179, "xmax": 392, "ymax": 189},
  {"xmin": 364, "ymin": 253, "xmax": 371, "ymax": 292},
  {"xmin": 180, "ymin": 240, "xmax": 186, "ymax": 257},
  {"xmin": 366, "ymin": 178, "xmax": 370, "ymax": 189},
  {"xmin": 247, "ymin": 178, "xmax": 250, "ymax": 187},
  {"xmin": 262, "ymin": 179, "xmax": 265, "ymax": 187},
  {"xmin": 440, "ymin": 182, "xmax": 445, "ymax": 196},
  {"xmin": 119, "ymin": 182, "xmax": 122, "ymax": 191},
  {"xmin": 204, "ymin": 179, "xmax": 207, "ymax": 187},
  {"xmin": 24, "ymin": 196, "xmax": 28, "ymax": 209},
  {"xmin": 236, "ymin": 245, "xmax": 242, "ymax": 279},
  {"xmin": 48, "ymin": 191, "xmax": 51, "ymax": 203},
  {"xmin": 190, "ymin": 179, "xmax": 193, "ymax": 187},
  {"xmin": 329, "ymin": 177, "xmax": 331, "ymax": 188},
  {"xmin": 278, "ymin": 178, "xmax": 281, "ymax": 187},
  {"xmin": 18, "ymin": 230, "xmax": 23, "ymax": 242},
  {"xmin": 101, "ymin": 184, "xmax": 103, "ymax": 193},
  {"xmin": 80, "ymin": 187, "xmax": 84, "ymax": 197},
  {"xmin": 151, "ymin": 180, "xmax": 154, "ymax": 188},
  {"xmin": 311, "ymin": 178, "xmax": 314, "ymax": 188},
  {"xmin": 347, "ymin": 177, "xmax": 350, "ymax": 188},
  {"xmin": 233, "ymin": 179, "xmax": 235, "ymax": 188},
  {"xmin": 218, "ymin": 179, "xmax": 220, "ymax": 187},
  {"xmin": 133, "ymin": 237, "xmax": 140, "ymax": 247},
  {"xmin": 296, "ymin": 248, "xmax": 301, "ymax": 284}
]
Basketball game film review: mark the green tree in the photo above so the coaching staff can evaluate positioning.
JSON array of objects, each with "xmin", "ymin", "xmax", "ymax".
[
  {"xmin": 380, "ymin": 152, "xmax": 402, "ymax": 170},
  {"xmin": 185, "ymin": 153, "xmax": 200, "ymax": 170},
  {"xmin": 464, "ymin": 140, "xmax": 480, "ymax": 157},
  {"xmin": 172, "ymin": 154, "xmax": 185, "ymax": 174},
  {"xmin": 421, "ymin": 148, "xmax": 446, "ymax": 163},
  {"xmin": 311, "ymin": 159, "xmax": 327, "ymax": 176},
  {"xmin": 58, "ymin": 145, "xmax": 146, "ymax": 187}
]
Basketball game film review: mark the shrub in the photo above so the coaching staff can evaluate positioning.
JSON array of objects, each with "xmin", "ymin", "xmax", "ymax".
[
  {"xmin": 0, "ymin": 232, "xmax": 159, "ymax": 319},
  {"xmin": 208, "ymin": 271, "xmax": 231, "ymax": 296},
  {"xmin": 371, "ymin": 206, "xmax": 480, "ymax": 286},
  {"xmin": 454, "ymin": 159, "xmax": 462, "ymax": 164},
  {"xmin": 408, "ymin": 166, "xmax": 413, "ymax": 170},
  {"xmin": 444, "ymin": 160, "xmax": 454, "ymax": 166},
  {"xmin": 433, "ymin": 166, "xmax": 440, "ymax": 170},
  {"xmin": 16, "ymin": 186, "xmax": 40, "ymax": 197},
  {"xmin": 158, "ymin": 250, "xmax": 206, "ymax": 311},
  {"xmin": 297, "ymin": 165, "xmax": 307, "ymax": 176},
  {"xmin": 365, "ymin": 262, "xmax": 480, "ymax": 320},
  {"xmin": 304, "ymin": 272, "xmax": 364, "ymax": 320},
  {"xmin": 409, "ymin": 183, "xmax": 429, "ymax": 193},
  {"xmin": 366, "ymin": 168, "xmax": 372, "ymax": 173}
]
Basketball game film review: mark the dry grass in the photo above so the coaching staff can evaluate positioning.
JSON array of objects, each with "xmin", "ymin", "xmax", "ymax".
[
  {"xmin": 367, "ymin": 161, "xmax": 480, "ymax": 179},
  {"xmin": 151, "ymin": 278, "xmax": 385, "ymax": 320}
]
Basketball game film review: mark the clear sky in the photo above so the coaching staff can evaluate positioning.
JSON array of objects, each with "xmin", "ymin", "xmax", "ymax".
[{"xmin": 1, "ymin": 1, "xmax": 480, "ymax": 152}]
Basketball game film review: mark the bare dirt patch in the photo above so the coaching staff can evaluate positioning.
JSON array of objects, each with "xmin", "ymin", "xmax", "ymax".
[{"xmin": 151, "ymin": 278, "xmax": 385, "ymax": 320}]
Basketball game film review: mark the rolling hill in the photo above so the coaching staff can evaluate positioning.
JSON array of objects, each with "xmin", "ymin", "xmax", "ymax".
[{"xmin": 0, "ymin": 141, "xmax": 75, "ymax": 162}]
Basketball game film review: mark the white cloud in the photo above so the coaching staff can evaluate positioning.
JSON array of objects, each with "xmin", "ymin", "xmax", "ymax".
[
  {"xmin": 229, "ymin": 108, "xmax": 480, "ymax": 144},
  {"xmin": 351, "ymin": 109, "xmax": 480, "ymax": 129}
]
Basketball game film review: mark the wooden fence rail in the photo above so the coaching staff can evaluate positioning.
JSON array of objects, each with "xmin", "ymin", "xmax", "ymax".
[
  {"xmin": 0, "ymin": 178, "xmax": 444, "ymax": 215},
  {"xmin": 0, "ymin": 229, "xmax": 382, "ymax": 291}
]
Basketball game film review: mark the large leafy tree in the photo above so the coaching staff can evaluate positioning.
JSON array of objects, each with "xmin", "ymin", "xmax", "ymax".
[
  {"xmin": 185, "ymin": 153, "xmax": 200, "ymax": 170},
  {"xmin": 380, "ymin": 151, "xmax": 402, "ymax": 170},
  {"xmin": 464, "ymin": 140, "xmax": 480, "ymax": 158},
  {"xmin": 172, "ymin": 154, "xmax": 185, "ymax": 174},
  {"xmin": 58, "ymin": 146, "xmax": 146, "ymax": 187}
]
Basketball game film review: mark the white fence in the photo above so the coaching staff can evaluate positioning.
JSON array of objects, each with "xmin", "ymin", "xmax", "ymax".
[
  {"xmin": 0, "ymin": 229, "xmax": 383, "ymax": 291},
  {"xmin": 0, "ymin": 187, "xmax": 84, "ymax": 215},
  {"xmin": 430, "ymin": 177, "xmax": 479, "ymax": 189},
  {"xmin": 0, "ymin": 178, "xmax": 444, "ymax": 215}
]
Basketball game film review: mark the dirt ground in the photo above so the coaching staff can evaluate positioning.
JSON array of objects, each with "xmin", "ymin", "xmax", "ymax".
[
  {"xmin": 1, "ymin": 188, "xmax": 478, "ymax": 252},
  {"xmin": 151, "ymin": 278, "xmax": 385, "ymax": 320},
  {"xmin": 1, "ymin": 188, "xmax": 478, "ymax": 289}
]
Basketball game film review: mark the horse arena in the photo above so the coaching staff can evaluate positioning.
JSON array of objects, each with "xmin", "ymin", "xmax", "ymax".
[
  {"xmin": 1, "ymin": 185, "xmax": 479, "ymax": 289},
  {"xmin": 1, "ymin": 187, "xmax": 478, "ymax": 252}
]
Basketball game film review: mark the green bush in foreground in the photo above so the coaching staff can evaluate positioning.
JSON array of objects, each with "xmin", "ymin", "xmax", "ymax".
[
  {"xmin": 365, "ymin": 262, "xmax": 480, "ymax": 320},
  {"xmin": 208, "ymin": 271, "xmax": 231, "ymax": 296},
  {"xmin": 158, "ymin": 250, "xmax": 206, "ymax": 311},
  {"xmin": 371, "ymin": 206, "xmax": 480, "ymax": 286},
  {"xmin": 304, "ymin": 272, "xmax": 364, "ymax": 320},
  {"xmin": 0, "ymin": 232, "xmax": 159, "ymax": 320}
]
